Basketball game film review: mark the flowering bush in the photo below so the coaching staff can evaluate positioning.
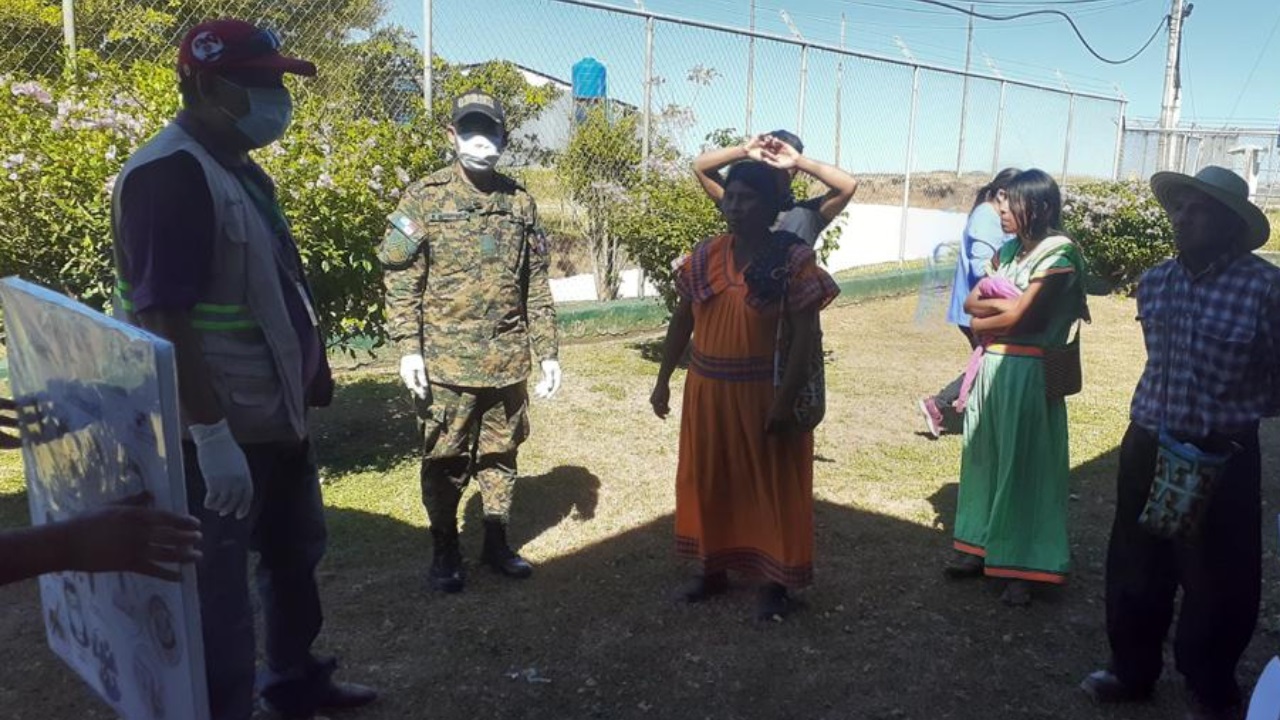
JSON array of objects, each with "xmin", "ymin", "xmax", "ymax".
[
  {"xmin": 0, "ymin": 58, "xmax": 175, "ymax": 308},
  {"xmin": 1063, "ymin": 180, "xmax": 1173, "ymax": 292}
]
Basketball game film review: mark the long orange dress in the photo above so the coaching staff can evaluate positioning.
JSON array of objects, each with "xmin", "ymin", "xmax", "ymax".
[{"xmin": 672, "ymin": 234, "xmax": 839, "ymax": 588}]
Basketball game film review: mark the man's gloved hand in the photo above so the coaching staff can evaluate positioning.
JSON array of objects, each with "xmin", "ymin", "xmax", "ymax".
[
  {"xmin": 189, "ymin": 419, "xmax": 253, "ymax": 520},
  {"xmin": 399, "ymin": 354, "xmax": 431, "ymax": 402},
  {"xmin": 534, "ymin": 359, "xmax": 563, "ymax": 399}
]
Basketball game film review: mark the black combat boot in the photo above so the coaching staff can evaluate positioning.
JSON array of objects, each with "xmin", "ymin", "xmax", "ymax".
[
  {"xmin": 479, "ymin": 520, "xmax": 533, "ymax": 579},
  {"xmin": 428, "ymin": 528, "xmax": 465, "ymax": 593}
]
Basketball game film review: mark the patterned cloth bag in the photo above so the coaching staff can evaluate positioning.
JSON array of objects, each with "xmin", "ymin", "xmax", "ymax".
[{"xmin": 1139, "ymin": 431, "xmax": 1236, "ymax": 540}]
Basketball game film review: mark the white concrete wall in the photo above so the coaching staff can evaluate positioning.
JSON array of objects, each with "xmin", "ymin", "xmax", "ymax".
[
  {"xmin": 548, "ymin": 204, "xmax": 969, "ymax": 303},
  {"xmin": 818, "ymin": 204, "xmax": 968, "ymax": 273}
]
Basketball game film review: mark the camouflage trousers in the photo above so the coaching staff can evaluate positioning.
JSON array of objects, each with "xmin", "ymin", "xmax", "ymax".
[{"xmin": 419, "ymin": 382, "xmax": 529, "ymax": 526}]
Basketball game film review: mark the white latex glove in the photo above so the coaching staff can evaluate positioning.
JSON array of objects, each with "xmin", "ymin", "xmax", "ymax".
[
  {"xmin": 534, "ymin": 359, "xmax": 563, "ymax": 399},
  {"xmin": 189, "ymin": 419, "xmax": 253, "ymax": 520},
  {"xmin": 399, "ymin": 354, "xmax": 430, "ymax": 400}
]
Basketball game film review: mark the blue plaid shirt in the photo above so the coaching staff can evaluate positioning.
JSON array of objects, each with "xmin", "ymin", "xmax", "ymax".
[{"xmin": 1130, "ymin": 253, "xmax": 1280, "ymax": 439}]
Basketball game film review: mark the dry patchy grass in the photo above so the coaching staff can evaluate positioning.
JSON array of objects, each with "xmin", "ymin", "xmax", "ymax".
[{"xmin": 3, "ymin": 294, "xmax": 1280, "ymax": 719}]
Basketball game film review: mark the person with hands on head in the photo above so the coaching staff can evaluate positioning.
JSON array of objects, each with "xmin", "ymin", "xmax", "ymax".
[
  {"xmin": 692, "ymin": 130, "xmax": 858, "ymax": 247},
  {"xmin": 379, "ymin": 89, "xmax": 560, "ymax": 595},
  {"xmin": 110, "ymin": 19, "xmax": 374, "ymax": 720},
  {"xmin": 0, "ymin": 400, "xmax": 202, "ymax": 587},
  {"xmin": 652, "ymin": 160, "xmax": 839, "ymax": 622}
]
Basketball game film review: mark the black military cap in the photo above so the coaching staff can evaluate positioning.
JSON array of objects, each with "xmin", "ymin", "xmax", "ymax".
[{"xmin": 451, "ymin": 90, "xmax": 506, "ymax": 127}]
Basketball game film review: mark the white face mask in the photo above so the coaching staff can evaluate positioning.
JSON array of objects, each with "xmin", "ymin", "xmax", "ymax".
[{"xmin": 456, "ymin": 133, "xmax": 503, "ymax": 172}]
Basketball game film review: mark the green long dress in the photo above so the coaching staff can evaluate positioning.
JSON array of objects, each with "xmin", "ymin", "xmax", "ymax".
[{"xmin": 953, "ymin": 236, "xmax": 1086, "ymax": 584}]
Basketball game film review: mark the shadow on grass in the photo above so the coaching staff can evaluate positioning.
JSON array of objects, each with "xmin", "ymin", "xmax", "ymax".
[
  {"xmin": 310, "ymin": 375, "xmax": 420, "ymax": 476},
  {"xmin": 0, "ymin": 486, "xmax": 27, "ymax": 527},
  {"xmin": 309, "ymin": 476, "xmax": 1207, "ymax": 720},
  {"xmin": 464, "ymin": 465, "xmax": 602, "ymax": 549}
]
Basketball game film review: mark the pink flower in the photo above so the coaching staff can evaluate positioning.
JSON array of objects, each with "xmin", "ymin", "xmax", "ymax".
[{"xmin": 11, "ymin": 81, "xmax": 53, "ymax": 106}]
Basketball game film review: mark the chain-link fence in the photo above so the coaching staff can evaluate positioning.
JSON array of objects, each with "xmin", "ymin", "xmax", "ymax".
[
  {"xmin": 438, "ymin": 0, "xmax": 1126, "ymax": 183},
  {"xmin": 1, "ymin": 0, "xmax": 424, "ymax": 119},
  {"xmin": 2, "ymin": 0, "xmax": 1131, "ymax": 310},
  {"xmin": 1121, "ymin": 119, "xmax": 1280, "ymax": 210},
  {"xmin": 5, "ymin": 0, "xmax": 1129, "ymax": 184}
]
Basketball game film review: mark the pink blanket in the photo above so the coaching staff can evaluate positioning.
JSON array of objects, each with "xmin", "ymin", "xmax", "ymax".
[{"xmin": 954, "ymin": 276, "xmax": 1023, "ymax": 413}]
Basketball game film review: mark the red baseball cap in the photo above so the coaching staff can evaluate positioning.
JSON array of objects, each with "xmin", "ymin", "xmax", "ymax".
[{"xmin": 178, "ymin": 19, "xmax": 316, "ymax": 80}]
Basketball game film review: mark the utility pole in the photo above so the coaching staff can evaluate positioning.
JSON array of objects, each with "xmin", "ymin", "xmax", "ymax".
[
  {"xmin": 955, "ymin": 4, "xmax": 974, "ymax": 177},
  {"xmin": 835, "ymin": 13, "xmax": 845, "ymax": 168},
  {"xmin": 746, "ymin": 0, "xmax": 756, "ymax": 136},
  {"xmin": 1158, "ymin": 0, "xmax": 1191, "ymax": 171}
]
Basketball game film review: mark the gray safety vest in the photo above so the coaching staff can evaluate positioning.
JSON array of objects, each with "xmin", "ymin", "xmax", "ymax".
[{"xmin": 111, "ymin": 122, "xmax": 308, "ymax": 444}]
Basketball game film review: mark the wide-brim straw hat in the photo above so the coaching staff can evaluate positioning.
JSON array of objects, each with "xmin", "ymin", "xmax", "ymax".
[{"xmin": 1150, "ymin": 165, "xmax": 1271, "ymax": 251}]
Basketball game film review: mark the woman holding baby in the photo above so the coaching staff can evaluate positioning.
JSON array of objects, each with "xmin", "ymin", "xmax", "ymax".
[{"xmin": 944, "ymin": 168, "xmax": 1090, "ymax": 607}]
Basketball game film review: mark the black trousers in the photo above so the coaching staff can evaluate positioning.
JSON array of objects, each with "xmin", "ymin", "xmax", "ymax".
[
  {"xmin": 1104, "ymin": 422, "xmax": 1262, "ymax": 709},
  {"xmin": 183, "ymin": 439, "xmax": 329, "ymax": 720}
]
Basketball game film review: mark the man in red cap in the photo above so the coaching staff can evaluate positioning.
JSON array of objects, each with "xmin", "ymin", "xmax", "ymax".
[{"xmin": 110, "ymin": 19, "xmax": 375, "ymax": 720}]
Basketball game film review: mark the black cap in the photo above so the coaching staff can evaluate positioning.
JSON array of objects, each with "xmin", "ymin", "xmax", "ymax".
[{"xmin": 451, "ymin": 90, "xmax": 506, "ymax": 127}]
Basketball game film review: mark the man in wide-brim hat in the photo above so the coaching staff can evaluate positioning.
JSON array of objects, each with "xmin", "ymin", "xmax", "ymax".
[{"xmin": 1081, "ymin": 166, "xmax": 1278, "ymax": 720}]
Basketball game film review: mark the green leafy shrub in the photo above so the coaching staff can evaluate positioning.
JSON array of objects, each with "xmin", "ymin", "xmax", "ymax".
[
  {"xmin": 614, "ymin": 163, "xmax": 726, "ymax": 311},
  {"xmin": 1062, "ymin": 180, "xmax": 1173, "ymax": 292}
]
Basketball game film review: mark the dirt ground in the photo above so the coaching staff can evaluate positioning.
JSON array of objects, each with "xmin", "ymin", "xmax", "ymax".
[{"xmin": 2, "ymin": 293, "xmax": 1279, "ymax": 720}]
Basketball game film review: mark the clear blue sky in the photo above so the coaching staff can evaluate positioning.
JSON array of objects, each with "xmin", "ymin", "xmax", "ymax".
[{"xmin": 388, "ymin": 0, "xmax": 1280, "ymax": 177}]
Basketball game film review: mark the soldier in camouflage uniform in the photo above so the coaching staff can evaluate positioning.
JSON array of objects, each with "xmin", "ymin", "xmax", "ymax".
[{"xmin": 378, "ymin": 90, "xmax": 561, "ymax": 593}]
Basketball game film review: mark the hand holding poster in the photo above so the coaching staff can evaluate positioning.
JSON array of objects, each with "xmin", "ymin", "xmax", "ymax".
[{"xmin": 0, "ymin": 278, "xmax": 208, "ymax": 720}]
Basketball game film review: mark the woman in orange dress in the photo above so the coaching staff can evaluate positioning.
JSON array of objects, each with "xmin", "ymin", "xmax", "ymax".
[{"xmin": 650, "ymin": 161, "xmax": 839, "ymax": 620}]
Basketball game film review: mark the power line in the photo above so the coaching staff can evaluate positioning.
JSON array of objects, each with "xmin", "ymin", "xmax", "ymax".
[
  {"xmin": 964, "ymin": 0, "xmax": 1145, "ymax": 5},
  {"xmin": 854, "ymin": 0, "xmax": 1169, "ymax": 65},
  {"xmin": 1225, "ymin": 7, "xmax": 1280, "ymax": 122}
]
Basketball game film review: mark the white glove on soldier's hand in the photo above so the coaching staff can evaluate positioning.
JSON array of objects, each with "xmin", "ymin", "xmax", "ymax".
[
  {"xmin": 399, "ymin": 354, "xmax": 430, "ymax": 400},
  {"xmin": 189, "ymin": 419, "xmax": 253, "ymax": 520},
  {"xmin": 534, "ymin": 359, "xmax": 563, "ymax": 399}
]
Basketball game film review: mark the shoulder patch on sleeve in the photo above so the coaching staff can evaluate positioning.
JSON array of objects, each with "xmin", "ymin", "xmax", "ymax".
[{"xmin": 378, "ymin": 209, "xmax": 429, "ymax": 268}]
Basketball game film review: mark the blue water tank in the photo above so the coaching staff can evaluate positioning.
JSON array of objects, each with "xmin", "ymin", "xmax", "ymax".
[{"xmin": 572, "ymin": 58, "xmax": 607, "ymax": 100}]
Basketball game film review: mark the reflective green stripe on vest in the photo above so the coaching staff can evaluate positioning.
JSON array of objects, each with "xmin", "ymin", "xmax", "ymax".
[{"xmin": 115, "ymin": 278, "xmax": 258, "ymax": 330}]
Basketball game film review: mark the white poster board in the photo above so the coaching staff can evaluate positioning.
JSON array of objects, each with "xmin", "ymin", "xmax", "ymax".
[{"xmin": 0, "ymin": 278, "xmax": 208, "ymax": 720}]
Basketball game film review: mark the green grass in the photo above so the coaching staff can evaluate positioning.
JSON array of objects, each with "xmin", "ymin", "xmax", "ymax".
[
  {"xmin": 1266, "ymin": 211, "xmax": 1280, "ymax": 252},
  {"xmin": 3, "ymin": 294, "xmax": 1280, "ymax": 719}
]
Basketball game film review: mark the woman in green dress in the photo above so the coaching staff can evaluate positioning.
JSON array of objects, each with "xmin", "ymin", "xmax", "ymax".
[{"xmin": 945, "ymin": 168, "xmax": 1088, "ymax": 606}]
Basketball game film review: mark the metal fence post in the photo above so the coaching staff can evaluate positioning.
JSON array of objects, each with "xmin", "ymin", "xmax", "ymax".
[
  {"xmin": 1112, "ymin": 100, "xmax": 1127, "ymax": 181},
  {"xmin": 1061, "ymin": 93, "xmax": 1075, "ymax": 187},
  {"xmin": 421, "ymin": 0, "xmax": 434, "ymax": 118},
  {"xmin": 797, "ymin": 44, "xmax": 808, "ymax": 138},
  {"xmin": 991, "ymin": 80, "xmax": 1007, "ymax": 176},
  {"xmin": 899, "ymin": 66, "xmax": 920, "ymax": 264},
  {"xmin": 61, "ymin": 0, "xmax": 77, "ymax": 78},
  {"xmin": 641, "ymin": 16, "xmax": 654, "ymax": 167},
  {"xmin": 746, "ymin": 0, "xmax": 755, "ymax": 136}
]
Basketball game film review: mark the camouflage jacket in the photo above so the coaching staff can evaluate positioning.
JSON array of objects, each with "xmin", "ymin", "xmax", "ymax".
[{"xmin": 378, "ymin": 165, "xmax": 558, "ymax": 388}]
